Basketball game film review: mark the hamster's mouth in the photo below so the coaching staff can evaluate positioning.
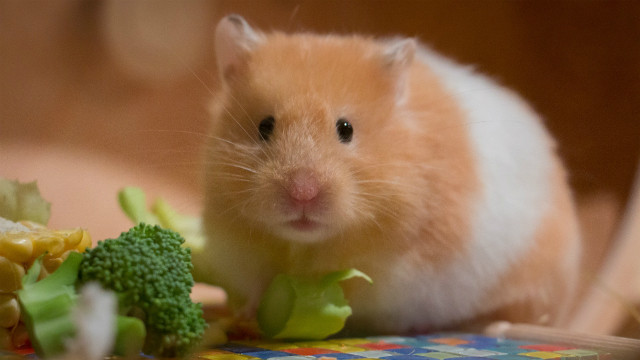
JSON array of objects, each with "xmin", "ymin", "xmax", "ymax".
[
  {"xmin": 286, "ymin": 217, "xmax": 320, "ymax": 232},
  {"xmin": 276, "ymin": 215, "xmax": 332, "ymax": 242}
]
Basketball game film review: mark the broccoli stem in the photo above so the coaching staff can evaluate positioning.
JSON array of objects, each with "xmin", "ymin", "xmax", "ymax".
[{"xmin": 114, "ymin": 316, "xmax": 146, "ymax": 356}]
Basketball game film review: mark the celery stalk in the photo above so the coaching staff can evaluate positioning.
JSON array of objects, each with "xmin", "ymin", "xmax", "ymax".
[{"xmin": 257, "ymin": 269, "xmax": 372, "ymax": 340}]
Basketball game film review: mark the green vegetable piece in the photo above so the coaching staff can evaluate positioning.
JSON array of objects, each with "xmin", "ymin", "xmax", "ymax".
[
  {"xmin": 18, "ymin": 252, "xmax": 82, "ymax": 357},
  {"xmin": 153, "ymin": 197, "xmax": 205, "ymax": 251},
  {"xmin": 118, "ymin": 186, "xmax": 204, "ymax": 252},
  {"xmin": 117, "ymin": 186, "xmax": 160, "ymax": 225},
  {"xmin": 0, "ymin": 178, "xmax": 51, "ymax": 225},
  {"xmin": 17, "ymin": 252, "xmax": 146, "ymax": 358},
  {"xmin": 21, "ymin": 254, "xmax": 43, "ymax": 287},
  {"xmin": 257, "ymin": 269, "xmax": 372, "ymax": 340},
  {"xmin": 113, "ymin": 316, "xmax": 147, "ymax": 356}
]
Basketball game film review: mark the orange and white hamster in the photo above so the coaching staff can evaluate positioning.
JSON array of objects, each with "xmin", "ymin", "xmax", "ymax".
[{"xmin": 198, "ymin": 15, "xmax": 581, "ymax": 334}]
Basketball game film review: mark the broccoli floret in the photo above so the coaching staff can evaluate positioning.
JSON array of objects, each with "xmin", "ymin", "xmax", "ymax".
[
  {"xmin": 17, "ymin": 252, "xmax": 146, "ymax": 358},
  {"xmin": 78, "ymin": 223, "xmax": 206, "ymax": 357}
]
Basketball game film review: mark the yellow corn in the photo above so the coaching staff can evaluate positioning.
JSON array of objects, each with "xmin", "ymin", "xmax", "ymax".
[
  {"xmin": 0, "ymin": 295, "xmax": 19, "ymax": 328},
  {"xmin": 0, "ymin": 256, "xmax": 24, "ymax": 293},
  {"xmin": 0, "ymin": 233, "xmax": 33, "ymax": 263},
  {"xmin": 0, "ymin": 221, "xmax": 92, "ymax": 351}
]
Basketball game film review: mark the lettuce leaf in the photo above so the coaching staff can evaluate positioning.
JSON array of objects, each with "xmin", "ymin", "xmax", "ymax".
[{"xmin": 0, "ymin": 178, "xmax": 51, "ymax": 225}]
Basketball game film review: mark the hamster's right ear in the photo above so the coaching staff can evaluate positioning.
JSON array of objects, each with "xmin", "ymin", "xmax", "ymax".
[{"xmin": 214, "ymin": 15, "xmax": 263, "ymax": 83}]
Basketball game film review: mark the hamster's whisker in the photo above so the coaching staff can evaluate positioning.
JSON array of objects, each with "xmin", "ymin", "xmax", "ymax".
[
  {"xmin": 225, "ymin": 91, "xmax": 255, "ymax": 131},
  {"xmin": 208, "ymin": 135, "xmax": 253, "ymax": 149},
  {"xmin": 355, "ymin": 194, "xmax": 405, "ymax": 223},
  {"xmin": 357, "ymin": 197, "xmax": 406, "ymax": 218},
  {"xmin": 223, "ymin": 95, "xmax": 270, "ymax": 157},
  {"xmin": 219, "ymin": 103, "xmax": 262, "ymax": 150},
  {"xmin": 354, "ymin": 204, "xmax": 397, "ymax": 234},
  {"xmin": 186, "ymin": 64, "xmax": 216, "ymax": 98},
  {"xmin": 205, "ymin": 149, "xmax": 258, "ymax": 163},
  {"xmin": 359, "ymin": 210, "xmax": 385, "ymax": 234},
  {"xmin": 205, "ymin": 151, "xmax": 260, "ymax": 167},
  {"xmin": 350, "ymin": 161, "xmax": 443, "ymax": 175},
  {"xmin": 355, "ymin": 179, "xmax": 425, "ymax": 194},
  {"xmin": 207, "ymin": 145, "xmax": 263, "ymax": 165},
  {"xmin": 215, "ymin": 193, "xmax": 257, "ymax": 218},
  {"xmin": 356, "ymin": 190, "xmax": 410, "ymax": 202},
  {"xmin": 208, "ymin": 175, "xmax": 254, "ymax": 183},
  {"xmin": 215, "ymin": 187, "xmax": 259, "ymax": 196},
  {"xmin": 355, "ymin": 178, "xmax": 428, "ymax": 197},
  {"xmin": 204, "ymin": 154, "xmax": 260, "ymax": 171},
  {"xmin": 134, "ymin": 128, "xmax": 212, "ymax": 139},
  {"xmin": 208, "ymin": 162, "xmax": 259, "ymax": 175}
]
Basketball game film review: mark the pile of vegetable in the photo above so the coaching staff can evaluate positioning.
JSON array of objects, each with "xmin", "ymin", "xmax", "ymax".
[
  {"xmin": 1, "ymin": 179, "xmax": 372, "ymax": 358},
  {"xmin": 1, "ymin": 179, "xmax": 206, "ymax": 358},
  {"xmin": 0, "ymin": 178, "xmax": 92, "ymax": 350},
  {"xmin": 0, "ymin": 220, "xmax": 92, "ymax": 350},
  {"xmin": 19, "ymin": 223, "xmax": 206, "ymax": 358}
]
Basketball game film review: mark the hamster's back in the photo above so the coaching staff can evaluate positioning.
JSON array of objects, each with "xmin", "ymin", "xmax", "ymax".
[{"xmin": 404, "ymin": 48, "xmax": 582, "ymax": 328}]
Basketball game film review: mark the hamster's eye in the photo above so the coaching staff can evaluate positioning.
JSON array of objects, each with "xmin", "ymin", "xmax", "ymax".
[
  {"xmin": 259, "ymin": 116, "xmax": 275, "ymax": 141},
  {"xmin": 335, "ymin": 118, "xmax": 353, "ymax": 143}
]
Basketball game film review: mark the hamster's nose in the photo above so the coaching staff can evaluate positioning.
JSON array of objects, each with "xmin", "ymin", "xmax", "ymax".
[{"xmin": 287, "ymin": 168, "xmax": 320, "ymax": 205}]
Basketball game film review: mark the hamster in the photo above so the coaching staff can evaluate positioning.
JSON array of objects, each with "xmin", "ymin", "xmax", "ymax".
[{"xmin": 198, "ymin": 14, "xmax": 581, "ymax": 334}]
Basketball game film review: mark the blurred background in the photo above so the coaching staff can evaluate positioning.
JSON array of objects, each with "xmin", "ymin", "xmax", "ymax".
[{"xmin": 1, "ymin": 0, "xmax": 639, "ymax": 338}]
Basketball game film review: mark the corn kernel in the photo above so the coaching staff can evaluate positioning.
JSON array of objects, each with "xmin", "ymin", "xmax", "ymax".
[
  {"xmin": 42, "ymin": 253, "xmax": 64, "ymax": 274},
  {"xmin": 31, "ymin": 231, "xmax": 66, "ymax": 257},
  {"xmin": 76, "ymin": 229, "xmax": 92, "ymax": 252},
  {"xmin": 0, "ymin": 256, "xmax": 24, "ymax": 293},
  {"xmin": 61, "ymin": 228, "xmax": 83, "ymax": 249},
  {"xmin": 0, "ymin": 294, "xmax": 19, "ymax": 328},
  {"xmin": 0, "ymin": 231, "xmax": 34, "ymax": 263}
]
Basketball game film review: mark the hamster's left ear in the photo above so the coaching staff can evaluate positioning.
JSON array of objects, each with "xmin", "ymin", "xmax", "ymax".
[
  {"xmin": 215, "ymin": 15, "xmax": 263, "ymax": 83},
  {"xmin": 383, "ymin": 38, "xmax": 416, "ymax": 103}
]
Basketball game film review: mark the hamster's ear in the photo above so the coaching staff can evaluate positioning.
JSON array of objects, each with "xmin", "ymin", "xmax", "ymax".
[
  {"xmin": 384, "ymin": 38, "xmax": 416, "ymax": 70},
  {"xmin": 215, "ymin": 15, "xmax": 262, "ymax": 83},
  {"xmin": 383, "ymin": 38, "xmax": 416, "ymax": 103}
]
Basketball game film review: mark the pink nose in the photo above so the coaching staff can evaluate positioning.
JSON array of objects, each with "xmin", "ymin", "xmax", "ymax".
[{"xmin": 288, "ymin": 169, "xmax": 320, "ymax": 204}]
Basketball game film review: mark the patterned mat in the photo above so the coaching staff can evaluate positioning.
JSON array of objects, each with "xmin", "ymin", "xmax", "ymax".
[
  {"xmin": 196, "ymin": 334, "xmax": 612, "ymax": 360},
  {"xmin": 2, "ymin": 333, "xmax": 614, "ymax": 359}
]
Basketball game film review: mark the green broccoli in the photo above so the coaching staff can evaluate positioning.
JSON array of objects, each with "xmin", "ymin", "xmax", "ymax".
[
  {"xmin": 78, "ymin": 223, "xmax": 206, "ymax": 357},
  {"xmin": 17, "ymin": 252, "xmax": 146, "ymax": 358}
]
